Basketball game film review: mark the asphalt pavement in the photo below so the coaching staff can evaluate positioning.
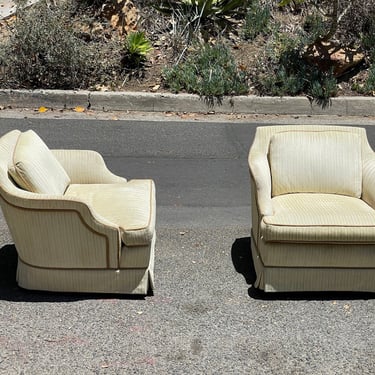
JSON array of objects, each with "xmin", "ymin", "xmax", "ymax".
[{"xmin": 0, "ymin": 112, "xmax": 374, "ymax": 374}]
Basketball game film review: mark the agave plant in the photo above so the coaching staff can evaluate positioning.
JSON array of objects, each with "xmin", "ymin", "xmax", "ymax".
[
  {"xmin": 154, "ymin": 0, "xmax": 247, "ymax": 40},
  {"xmin": 126, "ymin": 31, "xmax": 153, "ymax": 57},
  {"xmin": 155, "ymin": 0, "xmax": 246, "ymax": 19},
  {"xmin": 124, "ymin": 31, "xmax": 153, "ymax": 68}
]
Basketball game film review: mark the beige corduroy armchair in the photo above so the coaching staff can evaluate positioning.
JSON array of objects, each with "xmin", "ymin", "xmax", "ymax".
[
  {"xmin": 249, "ymin": 125, "xmax": 375, "ymax": 292},
  {"xmin": 0, "ymin": 129, "xmax": 155, "ymax": 295}
]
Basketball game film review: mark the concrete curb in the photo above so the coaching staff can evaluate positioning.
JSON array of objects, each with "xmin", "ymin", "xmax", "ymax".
[{"xmin": 0, "ymin": 89, "xmax": 375, "ymax": 116}]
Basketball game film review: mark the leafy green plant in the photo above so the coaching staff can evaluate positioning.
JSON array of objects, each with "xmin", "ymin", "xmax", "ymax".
[
  {"xmin": 163, "ymin": 43, "xmax": 248, "ymax": 100},
  {"xmin": 364, "ymin": 65, "xmax": 375, "ymax": 93},
  {"xmin": 0, "ymin": 0, "xmax": 128, "ymax": 89},
  {"xmin": 252, "ymin": 30, "xmax": 337, "ymax": 102},
  {"xmin": 0, "ymin": 0, "xmax": 96, "ymax": 89},
  {"xmin": 353, "ymin": 64, "xmax": 375, "ymax": 95},
  {"xmin": 362, "ymin": 14, "xmax": 375, "ymax": 62},
  {"xmin": 278, "ymin": 0, "xmax": 304, "ymax": 6},
  {"xmin": 243, "ymin": 0, "xmax": 271, "ymax": 41},
  {"xmin": 307, "ymin": 70, "xmax": 337, "ymax": 101},
  {"xmin": 123, "ymin": 31, "xmax": 153, "ymax": 68}
]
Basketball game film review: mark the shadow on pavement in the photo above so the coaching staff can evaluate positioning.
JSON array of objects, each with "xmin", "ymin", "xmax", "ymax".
[
  {"xmin": 0, "ymin": 244, "xmax": 145, "ymax": 302},
  {"xmin": 231, "ymin": 236, "xmax": 256, "ymax": 285},
  {"xmin": 248, "ymin": 286, "xmax": 375, "ymax": 301},
  {"xmin": 231, "ymin": 237, "xmax": 375, "ymax": 301}
]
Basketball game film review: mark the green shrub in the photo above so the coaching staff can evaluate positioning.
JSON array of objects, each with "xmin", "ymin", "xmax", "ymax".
[
  {"xmin": 0, "ymin": 0, "xmax": 97, "ymax": 89},
  {"xmin": 123, "ymin": 31, "xmax": 153, "ymax": 69},
  {"xmin": 242, "ymin": 1, "xmax": 271, "ymax": 41},
  {"xmin": 362, "ymin": 13, "xmax": 375, "ymax": 63},
  {"xmin": 307, "ymin": 70, "xmax": 337, "ymax": 101},
  {"xmin": 364, "ymin": 65, "xmax": 375, "ymax": 93},
  {"xmin": 252, "ymin": 30, "xmax": 337, "ymax": 101},
  {"xmin": 354, "ymin": 64, "xmax": 375, "ymax": 95},
  {"xmin": 163, "ymin": 43, "xmax": 248, "ymax": 99},
  {"xmin": 302, "ymin": 13, "xmax": 330, "ymax": 46}
]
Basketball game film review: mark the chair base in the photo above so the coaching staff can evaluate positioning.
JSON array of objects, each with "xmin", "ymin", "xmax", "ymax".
[
  {"xmin": 251, "ymin": 238, "xmax": 375, "ymax": 293},
  {"xmin": 16, "ymin": 245, "xmax": 155, "ymax": 296}
]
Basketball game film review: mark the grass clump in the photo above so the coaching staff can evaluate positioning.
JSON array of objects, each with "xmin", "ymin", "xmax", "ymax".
[
  {"xmin": 162, "ymin": 43, "xmax": 248, "ymax": 100},
  {"xmin": 0, "ymin": 0, "xmax": 98, "ymax": 89},
  {"xmin": 242, "ymin": 0, "xmax": 271, "ymax": 41},
  {"xmin": 352, "ymin": 13, "xmax": 375, "ymax": 95},
  {"xmin": 0, "ymin": 0, "xmax": 131, "ymax": 90},
  {"xmin": 252, "ymin": 21, "xmax": 337, "ymax": 102}
]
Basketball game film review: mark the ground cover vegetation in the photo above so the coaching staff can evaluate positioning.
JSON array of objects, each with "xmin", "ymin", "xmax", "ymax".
[{"xmin": 0, "ymin": 0, "xmax": 375, "ymax": 103}]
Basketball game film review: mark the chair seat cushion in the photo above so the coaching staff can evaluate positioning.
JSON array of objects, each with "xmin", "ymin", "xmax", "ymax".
[
  {"xmin": 262, "ymin": 193, "xmax": 375, "ymax": 243},
  {"xmin": 65, "ymin": 179, "xmax": 155, "ymax": 246}
]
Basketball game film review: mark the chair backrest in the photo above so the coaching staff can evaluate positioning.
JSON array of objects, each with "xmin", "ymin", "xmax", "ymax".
[
  {"xmin": 0, "ymin": 129, "xmax": 70, "ymax": 197},
  {"xmin": 0, "ymin": 129, "xmax": 22, "ymax": 196},
  {"xmin": 250, "ymin": 125, "xmax": 373, "ymax": 198}
]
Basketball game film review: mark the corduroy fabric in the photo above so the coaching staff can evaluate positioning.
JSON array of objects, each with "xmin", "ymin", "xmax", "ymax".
[
  {"xmin": 249, "ymin": 125, "xmax": 375, "ymax": 292},
  {"xmin": 0, "ymin": 130, "xmax": 156, "ymax": 295},
  {"xmin": 120, "ymin": 233, "xmax": 156, "ymax": 268},
  {"xmin": 257, "ymin": 235, "xmax": 375, "ymax": 268},
  {"xmin": 263, "ymin": 193, "xmax": 375, "ymax": 243},
  {"xmin": 251, "ymin": 238, "xmax": 375, "ymax": 292},
  {"xmin": 362, "ymin": 153, "xmax": 375, "ymax": 209},
  {"xmin": 269, "ymin": 131, "xmax": 362, "ymax": 197},
  {"xmin": 52, "ymin": 149, "xmax": 127, "ymax": 184},
  {"xmin": 65, "ymin": 180, "xmax": 156, "ymax": 247},
  {"xmin": 9, "ymin": 130, "xmax": 70, "ymax": 194},
  {"xmin": 16, "ymin": 258, "xmax": 153, "ymax": 295},
  {"xmin": 0, "ymin": 187, "xmax": 121, "ymax": 270}
]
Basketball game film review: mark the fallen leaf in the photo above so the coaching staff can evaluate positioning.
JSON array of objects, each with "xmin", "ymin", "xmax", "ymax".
[
  {"xmin": 74, "ymin": 106, "xmax": 85, "ymax": 113},
  {"xmin": 38, "ymin": 106, "xmax": 48, "ymax": 113},
  {"xmin": 151, "ymin": 84, "xmax": 160, "ymax": 92}
]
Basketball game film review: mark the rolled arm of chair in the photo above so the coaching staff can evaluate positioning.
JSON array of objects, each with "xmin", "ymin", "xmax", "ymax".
[
  {"xmin": 0, "ymin": 190, "xmax": 121, "ymax": 269},
  {"xmin": 248, "ymin": 151, "xmax": 273, "ymax": 217},
  {"xmin": 362, "ymin": 153, "xmax": 375, "ymax": 209},
  {"xmin": 52, "ymin": 149, "xmax": 127, "ymax": 184}
]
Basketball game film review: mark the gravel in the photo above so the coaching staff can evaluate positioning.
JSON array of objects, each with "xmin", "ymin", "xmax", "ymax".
[{"xmin": 0, "ymin": 220, "xmax": 374, "ymax": 374}]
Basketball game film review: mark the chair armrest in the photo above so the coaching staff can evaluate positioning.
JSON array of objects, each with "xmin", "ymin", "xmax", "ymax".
[
  {"xmin": 362, "ymin": 153, "xmax": 375, "ymax": 209},
  {"xmin": 52, "ymin": 149, "xmax": 127, "ymax": 184},
  {"xmin": 0, "ymin": 190, "xmax": 121, "ymax": 269},
  {"xmin": 248, "ymin": 151, "xmax": 273, "ymax": 217}
]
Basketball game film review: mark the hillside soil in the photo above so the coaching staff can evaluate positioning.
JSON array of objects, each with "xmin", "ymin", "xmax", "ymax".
[{"xmin": 0, "ymin": 0, "xmax": 371, "ymax": 96}]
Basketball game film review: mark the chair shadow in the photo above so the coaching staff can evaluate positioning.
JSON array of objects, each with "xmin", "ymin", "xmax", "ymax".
[
  {"xmin": 231, "ymin": 237, "xmax": 375, "ymax": 301},
  {"xmin": 231, "ymin": 237, "xmax": 256, "ymax": 285},
  {"xmin": 0, "ymin": 244, "xmax": 145, "ymax": 302}
]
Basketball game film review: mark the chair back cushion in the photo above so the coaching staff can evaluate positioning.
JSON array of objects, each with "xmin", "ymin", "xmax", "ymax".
[
  {"xmin": 269, "ymin": 130, "xmax": 362, "ymax": 197},
  {"xmin": 9, "ymin": 130, "xmax": 70, "ymax": 194}
]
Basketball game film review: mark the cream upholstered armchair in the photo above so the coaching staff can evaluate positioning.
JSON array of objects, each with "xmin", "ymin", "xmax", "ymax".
[
  {"xmin": 249, "ymin": 125, "xmax": 375, "ymax": 292},
  {"xmin": 0, "ymin": 129, "xmax": 155, "ymax": 295}
]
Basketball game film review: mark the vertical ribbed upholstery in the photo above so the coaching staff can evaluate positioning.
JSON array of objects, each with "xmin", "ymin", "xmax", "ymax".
[
  {"xmin": 9, "ymin": 130, "xmax": 71, "ymax": 194},
  {"xmin": 52, "ymin": 149, "xmax": 127, "ymax": 184},
  {"xmin": 0, "ymin": 130, "xmax": 155, "ymax": 295},
  {"xmin": 269, "ymin": 130, "xmax": 362, "ymax": 197},
  {"xmin": 249, "ymin": 125, "xmax": 375, "ymax": 293}
]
